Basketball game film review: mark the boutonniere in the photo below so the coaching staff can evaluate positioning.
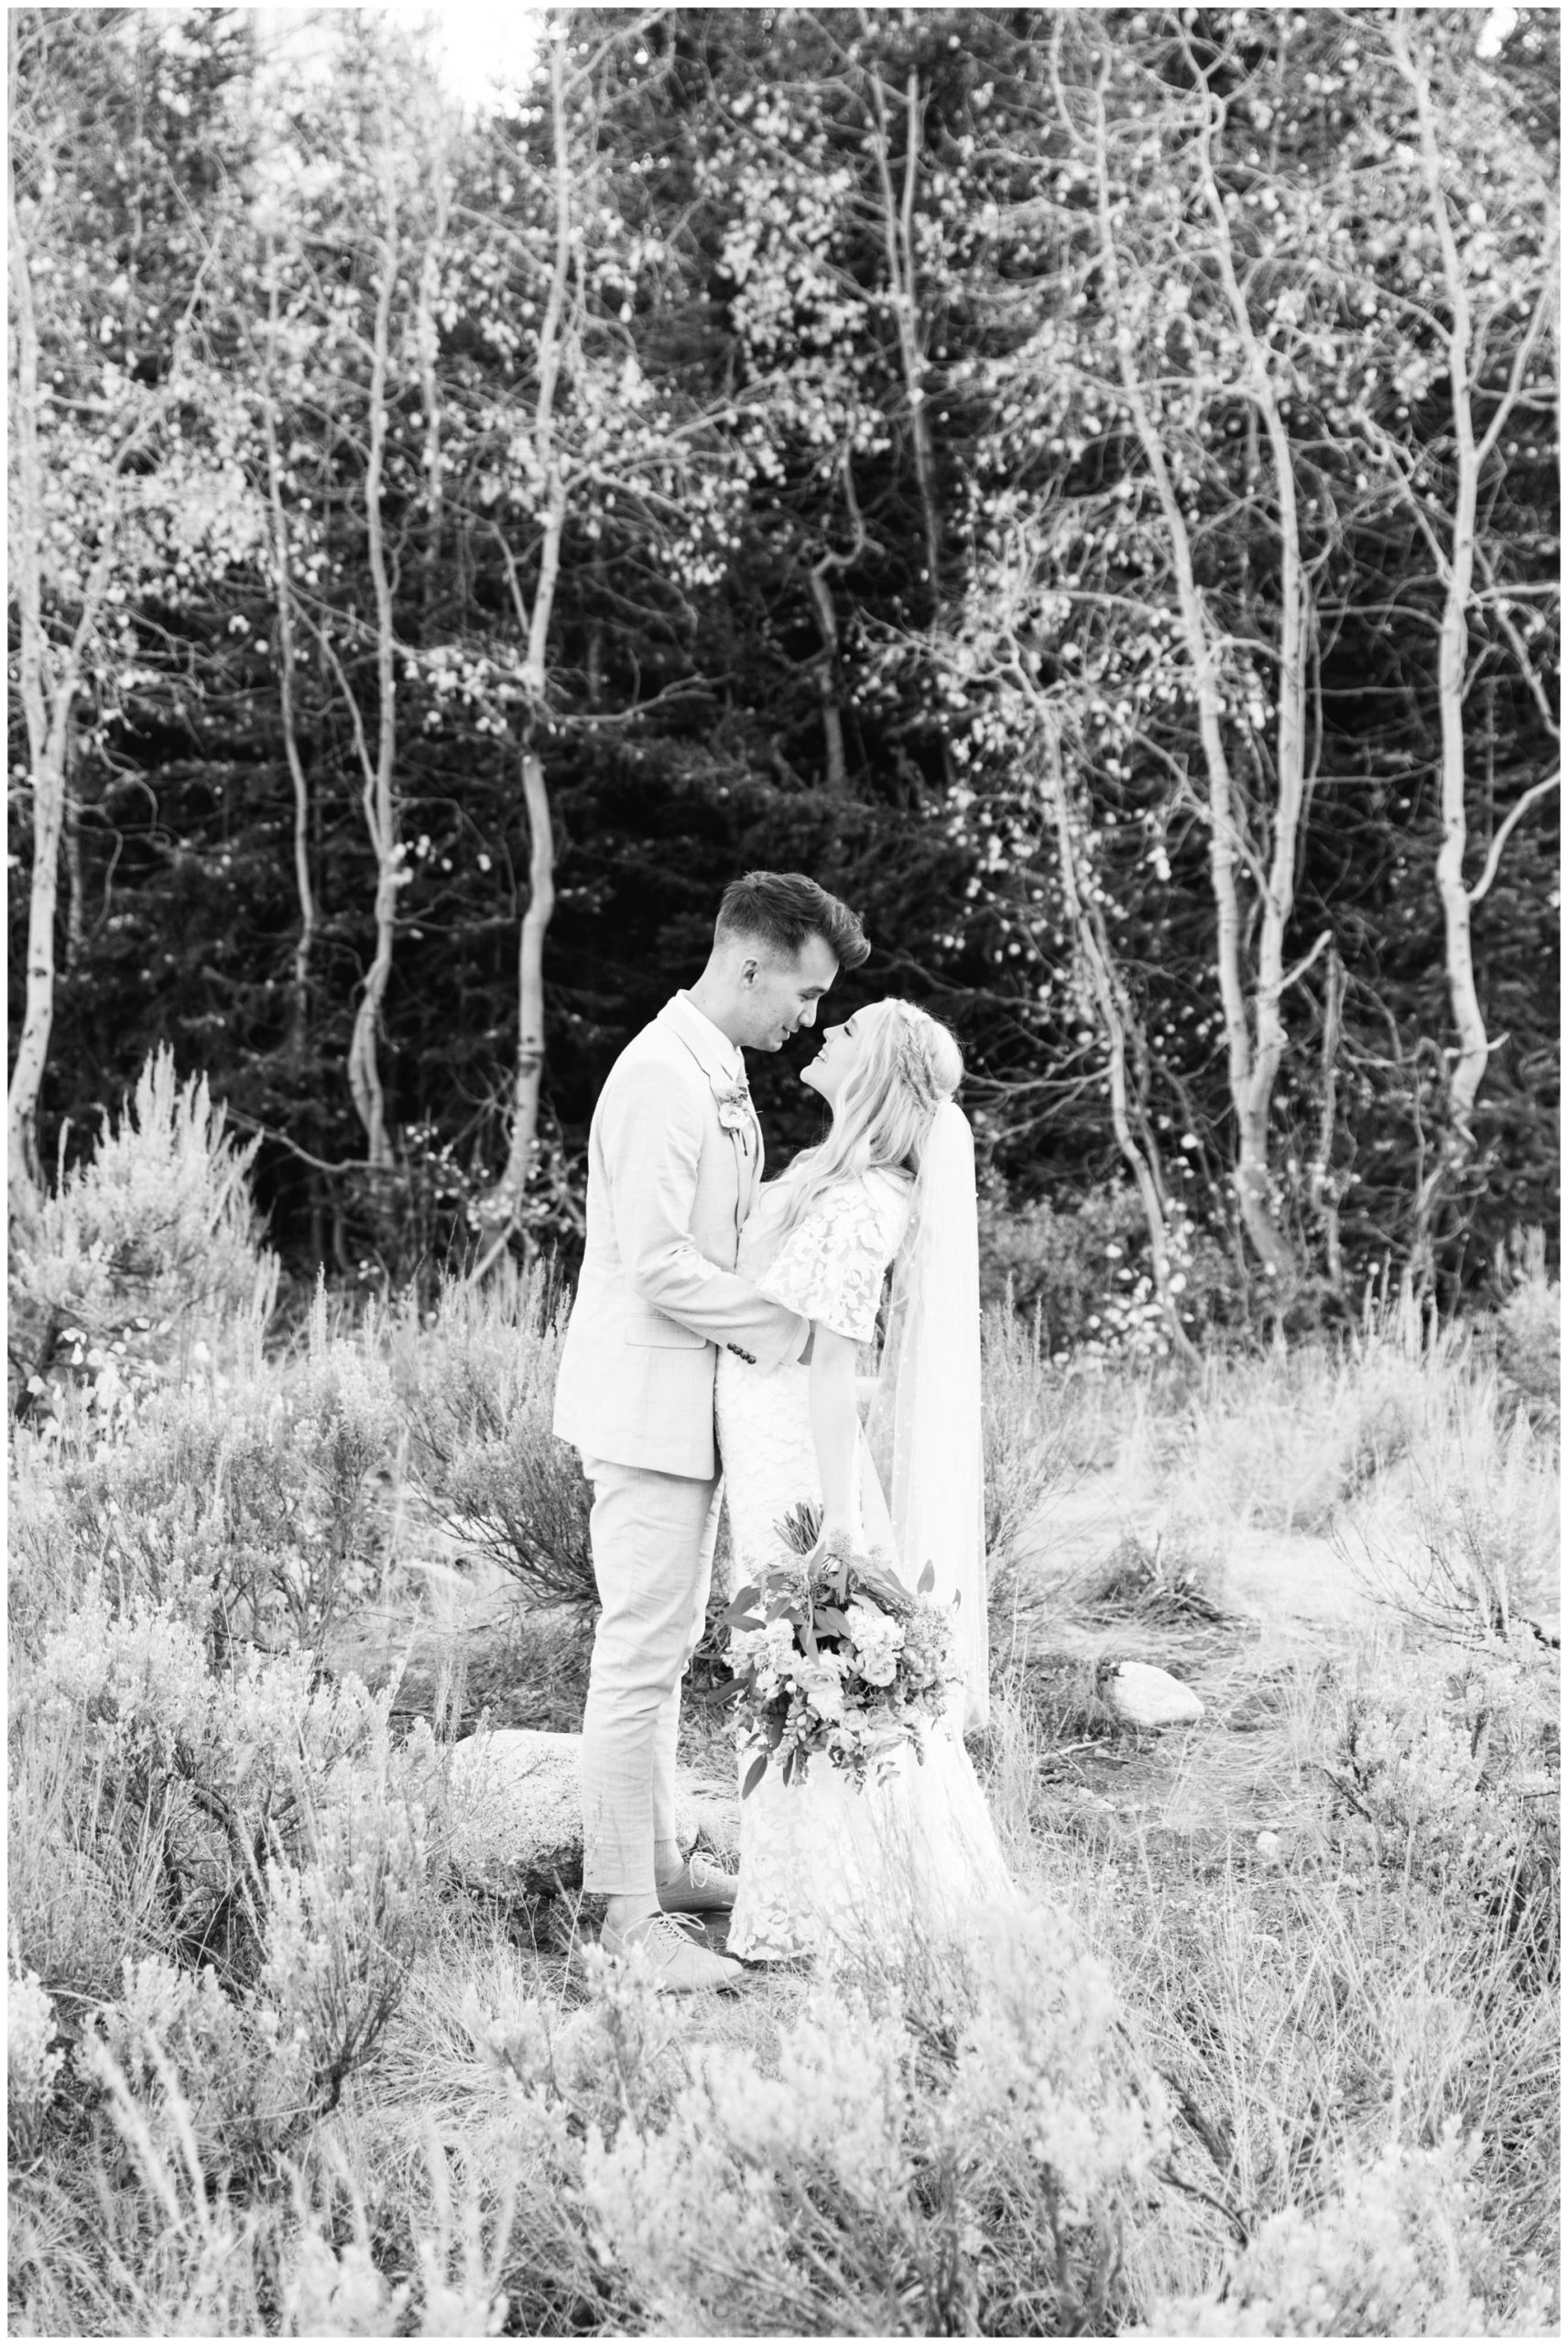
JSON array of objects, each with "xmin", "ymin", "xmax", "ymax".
[{"xmin": 711, "ymin": 1074, "xmax": 753, "ymax": 1134}]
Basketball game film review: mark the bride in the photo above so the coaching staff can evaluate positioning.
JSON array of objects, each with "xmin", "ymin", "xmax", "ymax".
[{"xmin": 715, "ymin": 998, "xmax": 1011, "ymax": 1967}]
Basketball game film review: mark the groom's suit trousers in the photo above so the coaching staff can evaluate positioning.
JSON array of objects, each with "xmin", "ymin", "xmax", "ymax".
[{"xmin": 579, "ymin": 1456, "xmax": 722, "ymax": 1895}]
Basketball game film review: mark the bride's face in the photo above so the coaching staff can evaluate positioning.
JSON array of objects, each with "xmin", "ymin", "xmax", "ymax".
[{"xmin": 800, "ymin": 1011, "xmax": 867, "ymax": 1105}]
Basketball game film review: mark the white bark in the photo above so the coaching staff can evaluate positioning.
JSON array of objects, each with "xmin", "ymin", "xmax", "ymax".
[
  {"xmin": 416, "ymin": 155, "xmax": 451, "ymax": 626},
  {"xmin": 7, "ymin": 149, "xmax": 128, "ymax": 1209},
  {"xmin": 1190, "ymin": 65, "xmax": 1326, "ymax": 1285},
  {"xmin": 1087, "ymin": 71, "xmax": 1296, "ymax": 1288},
  {"xmin": 492, "ymin": 751, "xmax": 555, "ymax": 1216},
  {"xmin": 866, "ymin": 55, "xmax": 941, "ymax": 597},
  {"xmin": 263, "ymin": 252, "xmax": 316, "ymax": 1072},
  {"xmin": 806, "ymin": 458, "xmax": 866, "ymax": 796},
  {"xmin": 345, "ymin": 108, "xmax": 402, "ymax": 1170},
  {"xmin": 474, "ymin": 34, "xmax": 572, "ymax": 1270},
  {"xmin": 1391, "ymin": 18, "xmax": 1558, "ymax": 1154}
]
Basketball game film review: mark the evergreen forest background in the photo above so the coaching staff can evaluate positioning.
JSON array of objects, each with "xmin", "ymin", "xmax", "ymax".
[{"xmin": 9, "ymin": 4, "xmax": 1559, "ymax": 1329}]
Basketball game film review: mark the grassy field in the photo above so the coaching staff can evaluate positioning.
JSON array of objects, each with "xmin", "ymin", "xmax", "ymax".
[{"xmin": 8, "ymin": 1212, "xmax": 1560, "ymax": 2335}]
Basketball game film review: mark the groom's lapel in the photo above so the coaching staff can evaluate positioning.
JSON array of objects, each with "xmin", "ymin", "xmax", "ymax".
[{"xmin": 657, "ymin": 997, "xmax": 760, "ymax": 1227}]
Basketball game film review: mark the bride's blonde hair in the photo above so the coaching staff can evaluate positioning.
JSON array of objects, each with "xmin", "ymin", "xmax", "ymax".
[{"xmin": 778, "ymin": 998, "xmax": 964, "ymax": 1234}]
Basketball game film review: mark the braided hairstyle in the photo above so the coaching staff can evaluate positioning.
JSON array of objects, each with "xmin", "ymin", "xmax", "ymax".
[{"xmin": 776, "ymin": 998, "xmax": 964, "ymax": 1236}]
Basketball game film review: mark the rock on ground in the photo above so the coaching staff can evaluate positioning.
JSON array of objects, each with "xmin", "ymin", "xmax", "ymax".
[{"xmin": 446, "ymin": 1727, "xmax": 739, "ymax": 1902}]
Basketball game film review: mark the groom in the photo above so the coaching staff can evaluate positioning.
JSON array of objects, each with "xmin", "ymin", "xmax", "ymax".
[{"xmin": 554, "ymin": 871, "xmax": 870, "ymax": 1989}]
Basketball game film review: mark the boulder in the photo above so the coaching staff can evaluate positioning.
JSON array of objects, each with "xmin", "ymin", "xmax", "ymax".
[
  {"xmin": 446, "ymin": 1727, "xmax": 739, "ymax": 1902},
  {"xmin": 1096, "ymin": 1658, "xmax": 1205, "ymax": 1730}
]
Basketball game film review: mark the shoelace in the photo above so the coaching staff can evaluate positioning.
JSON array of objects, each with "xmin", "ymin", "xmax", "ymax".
[
  {"xmin": 620, "ymin": 1911, "xmax": 707, "ymax": 1956},
  {"xmin": 685, "ymin": 1852, "xmax": 735, "ymax": 1892}
]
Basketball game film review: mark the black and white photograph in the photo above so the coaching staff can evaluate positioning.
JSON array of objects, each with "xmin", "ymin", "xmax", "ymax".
[{"xmin": 7, "ymin": 5, "xmax": 1559, "ymax": 2335}]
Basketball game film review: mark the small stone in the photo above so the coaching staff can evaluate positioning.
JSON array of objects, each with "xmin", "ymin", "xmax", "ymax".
[{"xmin": 1254, "ymin": 1829, "xmax": 1283, "ymax": 1863}]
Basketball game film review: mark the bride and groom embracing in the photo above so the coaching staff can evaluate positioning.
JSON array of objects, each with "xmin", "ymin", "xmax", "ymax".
[{"xmin": 553, "ymin": 869, "xmax": 1010, "ymax": 1991}]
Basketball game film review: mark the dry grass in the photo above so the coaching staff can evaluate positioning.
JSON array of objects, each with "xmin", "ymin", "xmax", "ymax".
[{"xmin": 8, "ymin": 1272, "xmax": 1560, "ymax": 2338}]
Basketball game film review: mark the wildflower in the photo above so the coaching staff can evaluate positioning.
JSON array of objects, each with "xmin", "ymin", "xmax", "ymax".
[
  {"xmin": 7, "ymin": 1970, "xmax": 63, "ymax": 2135},
  {"xmin": 946, "ymin": 1901, "xmax": 1171, "ymax": 2220}
]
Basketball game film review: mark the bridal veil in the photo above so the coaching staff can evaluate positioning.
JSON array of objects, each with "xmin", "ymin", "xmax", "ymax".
[{"xmin": 871, "ymin": 1100, "xmax": 990, "ymax": 1729}]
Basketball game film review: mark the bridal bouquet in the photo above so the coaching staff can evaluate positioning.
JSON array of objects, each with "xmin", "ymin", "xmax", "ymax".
[{"xmin": 717, "ymin": 1511, "xmax": 959, "ymax": 1796}]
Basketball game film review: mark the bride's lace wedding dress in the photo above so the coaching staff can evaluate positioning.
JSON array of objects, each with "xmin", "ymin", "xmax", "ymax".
[{"xmin": 714, "ymin": 1172, "xmax": 1012, "ymax": 1968}]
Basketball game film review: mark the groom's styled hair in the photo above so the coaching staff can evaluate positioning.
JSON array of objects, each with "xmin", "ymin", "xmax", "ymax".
[{"xmin": 715, "ymin": 871, "xmax": 869, "ymax": 971}]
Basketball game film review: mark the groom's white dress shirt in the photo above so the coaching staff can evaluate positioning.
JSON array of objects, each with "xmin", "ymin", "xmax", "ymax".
[{"xmin": 552, "ymin": 991, "xmax": 808, "ymax": 1479}]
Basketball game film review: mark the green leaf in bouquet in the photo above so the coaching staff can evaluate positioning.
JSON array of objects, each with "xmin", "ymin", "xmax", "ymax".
[
  {"xmin": 851, "ymin": 1562, "xmax": 908, "ymax": 1614},
  {"xmin": 775, "ymin": 1499, "xmax": 822, "ymax": 1557},
  {"xmin": 916, "ymin": 1559, "xmax": 936, "ymax": 1595},
  {"xmin": 741, "ymin": 1751, "xmax": 769, "ymax": 1801},
  {"xmin": 816, "ymin": 1607, "xmax": 851, "ymax": 1638},
  {"xmin": 719, "ymin": 1586, "xmax": 763, "ymax": 1627}
]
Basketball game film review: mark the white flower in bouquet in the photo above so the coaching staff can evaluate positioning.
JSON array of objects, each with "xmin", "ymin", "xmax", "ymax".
[
  {"xmin": 730, "ymin": 1615, "xmax": 796, "ymax": 1696},
  {"xmin": 718, "ymin": 1532, "xmax": 959, "ymax": 1795},
  {"xmin": 845, "ymin": 1599, "xmax": 905, "ymax": 1688},
  {"xmin": 796, "ymin": 1653, "xmax": 847, "ymax": 1722}
]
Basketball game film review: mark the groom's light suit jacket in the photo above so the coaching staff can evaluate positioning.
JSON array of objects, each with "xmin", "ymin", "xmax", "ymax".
[{"xmin": 552, "ymin": 994, "xmax": 808, "ymax": 1479}]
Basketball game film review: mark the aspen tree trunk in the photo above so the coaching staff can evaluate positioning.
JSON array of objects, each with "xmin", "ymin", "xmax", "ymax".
[
  {"xmin": 808, "ymin": 562, "xmax": 850, "ymax": 794},
  {"xmin": 866, "ymin": 55, "xmax": 941, "ymax": 600},
  {"xmin": 1395, "ymin": 24, "xmax": 1495, "ymax": 1160},
  {"xmin": 62, "ymin": 776, "xmax": 84, "ymax": 973},
  {"xmin": 1088, "ymin": 71, "xmax": 1298, "ymax": 1289},
  {"xmin": 7, "ymin": 149, "xmax": 124, "ymax": 1210},
  {"xmin": 474, "ymin": 33, "xmax": 572, "ymax": 1271},
  {"xmin": 416, "ymin": 157, "xmax": 451, "ymax": 630},
  {"xmin": 1192, "ymin": 79, "xmax": 1332, "ymax": 1278},
  {"xmin": 806, "ymin": 464, "xmax": 865, "ymax": 796},
  {"xmin": 263, "ymin": 252, "xmax": 316, "ymax": 1073},
  {"xmin": 8, "ymin": 150, "xmax": 58, "ymax": 1207},
  {"xmin": 1375, "ymin": 23, "xmax": 1559, "ymax": 1235},
  {"xmin": 345, "ymin": 110, "xmax": 401, "ymax": 1169}
]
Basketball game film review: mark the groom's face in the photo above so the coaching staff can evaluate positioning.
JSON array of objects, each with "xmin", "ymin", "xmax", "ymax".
[{"xmin": 736, "ymin": 934, "xmax": 840, "ymax": 1053}]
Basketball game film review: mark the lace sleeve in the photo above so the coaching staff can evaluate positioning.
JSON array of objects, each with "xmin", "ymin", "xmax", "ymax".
[{"xmin": 758, "ymin": 1176, "xmax": 910, "ymax": 1343}]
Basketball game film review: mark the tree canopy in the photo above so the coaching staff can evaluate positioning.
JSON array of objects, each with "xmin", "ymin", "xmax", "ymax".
[{"xmin": 8, "ymin": 5, "xmax": 1559, "ymax": 1309}]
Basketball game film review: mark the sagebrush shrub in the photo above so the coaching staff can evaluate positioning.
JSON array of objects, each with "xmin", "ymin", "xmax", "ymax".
[
  {"xmin": 14, "ymin": 1574, "xmax": 443, "ymax": 2170},
  {"xmin": 1152, "ymin": 2123, "xmax": 1552, "ymax": 2338},
  {"xmin": 29, "ymin": 1318, "xmax": 403, "ymax": 1664},
  {"xmin": 1493, "ymin": 1229, "xmax": 1559, "ymax": 1412},
  {"xmin": 396, "ymin": 1261, "xmax": 594, "ymax": 1608},
  {"xmin": 1326, "ymin": 1637, "xmax": 1557, "ymax": 1968},
  {"xmin": 9, "ymin": 1045, "xmax": 277, "ymax": 1423},
  {"xmin": 579, "ymin": 1896, "xmax": 1168, "ymax": 2338}
]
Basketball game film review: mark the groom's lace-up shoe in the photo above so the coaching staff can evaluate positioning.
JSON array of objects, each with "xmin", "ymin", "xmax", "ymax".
[
  {"xmin": 600, "ymin": 1911, "xmax": 745, "ymax": 1993},
  {"xmin": 657, "ymin": 1851, "xmax": 739, "ymax": 1914}
]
